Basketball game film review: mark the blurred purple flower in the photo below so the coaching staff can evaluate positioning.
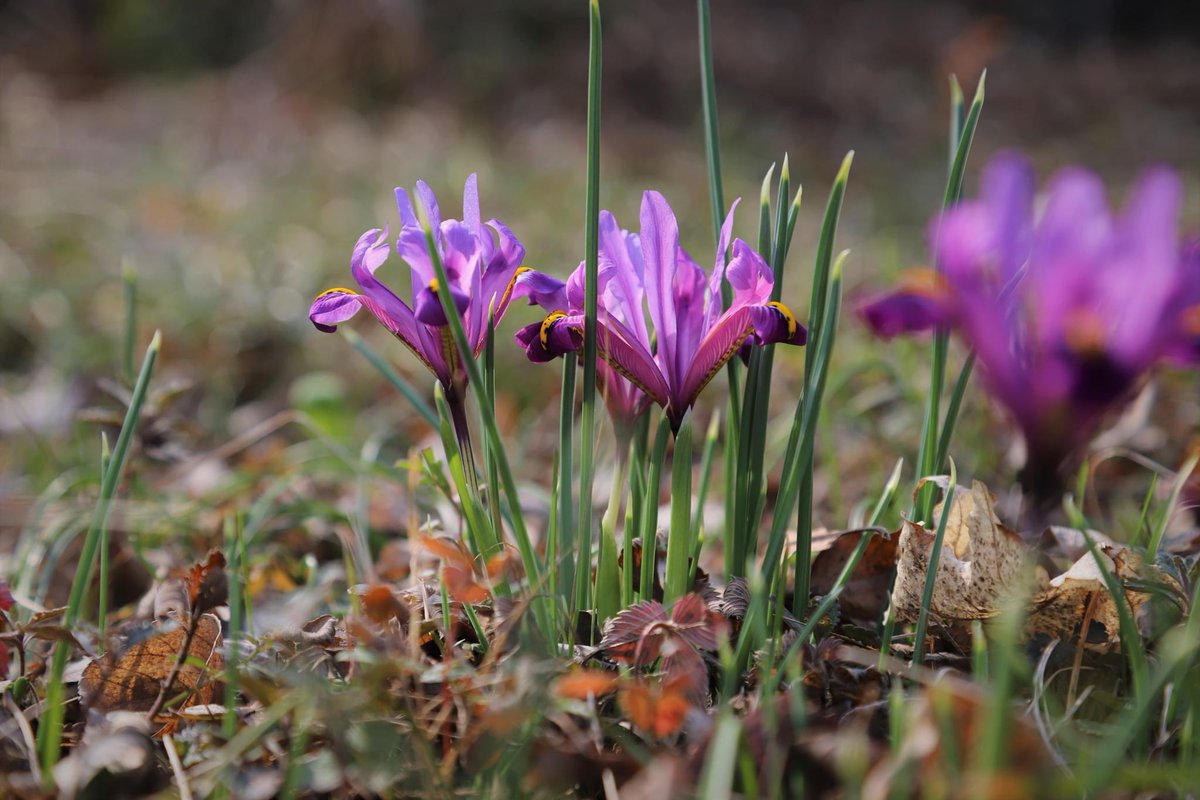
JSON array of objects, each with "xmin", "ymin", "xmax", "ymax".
[
  {"xmin": 859, "ymin": 152, "xmax": 1200, "ymax": 494},
  {"xmin": 309, "ymin": 174, "xmax": 529, "ymax": 394},
  {"xmin": 514, "ymin": 190, "xmax": 806, "ymax": 432}
]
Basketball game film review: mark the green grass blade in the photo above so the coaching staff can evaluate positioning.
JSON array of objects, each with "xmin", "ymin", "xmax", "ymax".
[
  {"xmin": 755, "ymin": 249, "xmax": 848, "ymax": 623},
  {"xmin": 699, "ymin": 712, "xmax": 742, "ymax": 799},
  {"xmin": 640, "ymin": 416, "xmax": 672, "ymax": 602},
  {"xmin": 696, "ymin": 0, "xmax": 726, "ymax": 261},
  {"xmin": 595, "ymin": 452, "xmax": 627, "ymax": 624},
  {"xmin": 1079, "ymin": 528, "xmax": 1148, "ymax": 705},
  {"xmin": 223, "ymin": 511, "xmax": 244, "ymax": 739},
  {"xmin": 97, "ymin": 432, "xmax": 111, "ymax": 643},
  {"xmin": 557, "ymin": 360, "xmax": 577, "ymax": 609},
  {"xmin": 575, "ymin": 0, "xmax": 604, "ymax": 616},
  {"xmin": 1148, "ymin": 452, "xmax": 1198, "ymax": 555},
  {"xmin": 933, "ymin": 353, "xmax": 975, "ymax": 471},
  {"xmin": 39, "ymin": 330, "xmax": 162, "ymax": 782},
  {"xmin": 691, "ymin": 410, "xmax": 721, "ymax": 551},
  {"xmin": 915, "ymin": 72, "xmax": 985, "ymax": 521},
  {"xmin": 342, "ymin": 328, "xmax": 438, "ymax": 429},
  {"xmin": 866, "ymin": 457, "xmax": 905, "ymax": 527},
  {"xmin": 912, "ymin": 460, "xmax": 957, "ymax": 665}
]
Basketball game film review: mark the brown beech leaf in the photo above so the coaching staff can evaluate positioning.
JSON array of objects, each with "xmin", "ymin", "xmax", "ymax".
[
  {"xmin": 80, "ymin": 613, "xmax": 224, "ymax": 716},
  {"xmin": 553, "ymin": 669, "xmax": 618, "ymax": 700},
  {"xmin": 619, "ymin": 675, "xmax": 693, "ymax": 738},
  {"xmin": 811, "ymin": 529, "xmax": 898, "ymax": 624},
  {"xmin": 1027, "ymin": 545, "xmax": 1153, "ymax": 647},
  {"xmin": 420, "ymin": 535, "xmax": 492, "ymax": 604},
  {"xmin": 890, "ymin": 480, "xmax": 1025, "ymax": 623},
  {"xmin": 361, "ymin": 584, "xmax": 410, "ymax": 625}
]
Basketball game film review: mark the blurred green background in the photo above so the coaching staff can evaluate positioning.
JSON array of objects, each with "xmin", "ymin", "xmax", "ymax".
[{"xmin": 3, "ymin": 0, "xmax": 1199, "ymax": 513}]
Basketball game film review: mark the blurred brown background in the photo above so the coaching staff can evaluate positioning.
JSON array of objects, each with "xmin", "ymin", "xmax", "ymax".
[{"xmin": 2, "ymin": 0, "xmax": 1199, "ymax": 494}]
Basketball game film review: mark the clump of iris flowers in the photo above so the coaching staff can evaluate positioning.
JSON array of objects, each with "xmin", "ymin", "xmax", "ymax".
[
  {"xmin": 515, "ymin": 190, "xmax": 806, "ymax": 434},
  {"xmin": 309, "ymin": 174, "xmax": 529, "ymax": 446},
  {"xmin": 860, "ymin": 152, "xmax": 1200, "ymax": 507}
]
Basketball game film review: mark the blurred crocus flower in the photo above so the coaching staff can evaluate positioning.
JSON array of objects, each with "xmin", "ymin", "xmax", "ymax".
[
  {"xmin": 515, "ymin": 190, "xmax": 806, "ymax": 432},
  {"xmin": 309, "ymin": 174, "xmax": 529, "ymax": 396},
  {"xmin": 859, "ymin": 152, "xmax": 1200, "ymax": 496}
]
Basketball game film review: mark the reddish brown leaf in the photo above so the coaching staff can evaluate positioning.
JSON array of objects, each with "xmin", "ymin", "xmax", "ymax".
[
  {"xmin": 810, "ymin": 529, "xmax": 898, "ymax": 624},
  {"xmin": 599, "ymin": 600, "xmax": 668, "ymax": 659},
  {"xmin": 620, "ymin": 676, "xmax": 692, "ymax": 738},
  {"xmin": 421, "ymin": 535, "xmax": 492, "ymax": 604},
  {"xmin": 183, "ymin": 550, "xmax": 228, "ymax": 614},
  {"xmin": 553, "ymin": 670, "xmax": 618, "ymax": 700},
  {"xmin": 0, "ymin": 577, "xmax": 13, "ymax": 612},
  {"xmin": 80, "ymin": 613, "xmax": 224, "ymax": 718},
  {"xmin": 599, "ymin": 595, "xmax": 720, "ymax": 701},
  {"xmin": 362, "ymin": 584, "xmax": 409, "ymax": 624}
]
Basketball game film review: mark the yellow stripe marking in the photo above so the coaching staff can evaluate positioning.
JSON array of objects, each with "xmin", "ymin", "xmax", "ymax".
[
  {"xmin": 767, "ymin": 301, "xmax": 798, "ymax": 337},
  {"xmin": 540, "ymin": 310, "xmax": 568, "ymax": 346},
  {"xmin": 496, "ymin": 266, "xmax": 533, "ymax": 312},
  {"xmin": 315, "ymin": 287, "xmax": 358, "ymax": 300}
]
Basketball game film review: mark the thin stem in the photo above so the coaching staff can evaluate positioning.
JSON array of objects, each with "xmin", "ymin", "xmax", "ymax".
[
  {"xmin": 664, "ymin": 422, "xmax": 694, "ymax": 605},
  {"xmin": 576, "ymin": 0, "xmax": 604, "ymax": 615}
]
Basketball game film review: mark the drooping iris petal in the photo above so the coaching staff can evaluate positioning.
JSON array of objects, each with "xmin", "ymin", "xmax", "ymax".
[
  {"xmin": 680, "ymin": 302, "xmax": 805, "ymax": 406},
  {"xmin": 857, "ymin": 268, "xmax": 953, "ymax": 338},
  {"xmin": 515, "ymin": 316, "xmax": 583, "ymax": 363},
  {"xmin": 310, "ymin": 289, "xmax": 364, "ymax": 332}
]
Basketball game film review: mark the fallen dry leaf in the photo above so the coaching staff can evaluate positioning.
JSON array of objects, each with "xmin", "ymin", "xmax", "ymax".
[
  {"xmin": 619, "ymin": 675, "xmax": 693, "ymax": 738},
  {"xmin": 361, "ymin": 584, "xmax": 410, "ymax": 625},
  {"xmin": 811, "ymin": 529, "xmax": 898, "ymax": 624},
  {"xmin": 80, "ymin": 613, "xmax": 224, "ymax": 716},
  {"xmin": 420, "ymin": 535, "xmax": 493, "ymax": 604},
  {"xmin": 553, "ymin": 669, "xmax": 618, "ymax": 701},
  {"xmin": 1028, "ymin": 545, "xmax": 1152, "ymax": 647},
  {"xmin": 183, "ymin": 550, "xmax": 228, "ymax": 614},
  {"xmin": 890, "ymin": 480, "xmax": 1025, "ymax": 623}
]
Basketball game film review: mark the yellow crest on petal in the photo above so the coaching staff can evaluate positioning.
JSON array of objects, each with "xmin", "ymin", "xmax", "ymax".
[
  {"xmin": 540, "ymin": 310, "xmax": 568, "ymax": 346},
  {"xmin": 315, "ymin": 287, "xmax": 358, "ymax": 300},
  {"xmin": 766, "ymin": 301, "xmax": 798, "ymax": 338}
]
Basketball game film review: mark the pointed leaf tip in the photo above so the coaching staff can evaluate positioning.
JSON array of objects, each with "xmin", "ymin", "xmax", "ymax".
[
  {"xmin": 974, "ymin": 70, "xmax": 987, "ymax": 100},
  {"xmin": 837, "ymin": 151, "xmax": 855, "ymax": 183},
  {"xmin": 759, "ymin": 163, "xmax": 777, "ymax": 204},
  {"xmin": 781, "ymin": 153, "xmax": 790, "ymax": 181},
  {"xmin": 949, "ymin": 74, "xmax": 964, "ymax": 102},
  {"xmin": 149, "ymin": 330, "xmax": 162, "ymax": 351},
  {"xmin": 832, "ymin": 249, "xmax": 851, "ymax": 278}
]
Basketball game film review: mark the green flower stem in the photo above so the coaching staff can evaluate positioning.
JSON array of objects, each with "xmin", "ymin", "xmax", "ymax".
[{"xmin": 664, "ymin": 422, "xmax": 694, "ymax": 605}]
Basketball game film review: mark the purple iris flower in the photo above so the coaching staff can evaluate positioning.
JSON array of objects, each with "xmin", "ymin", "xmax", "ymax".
[
  {"xmin": 514, "ymin": 190, "xmax": 806, "ymax": 432},
  {"xmin": 309, "ymin": 174, "xmax": 529, "ymax": 396},
  {"xmin": 859, "ymin": 152, "xmax": 1200, "ymax": 498}
]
